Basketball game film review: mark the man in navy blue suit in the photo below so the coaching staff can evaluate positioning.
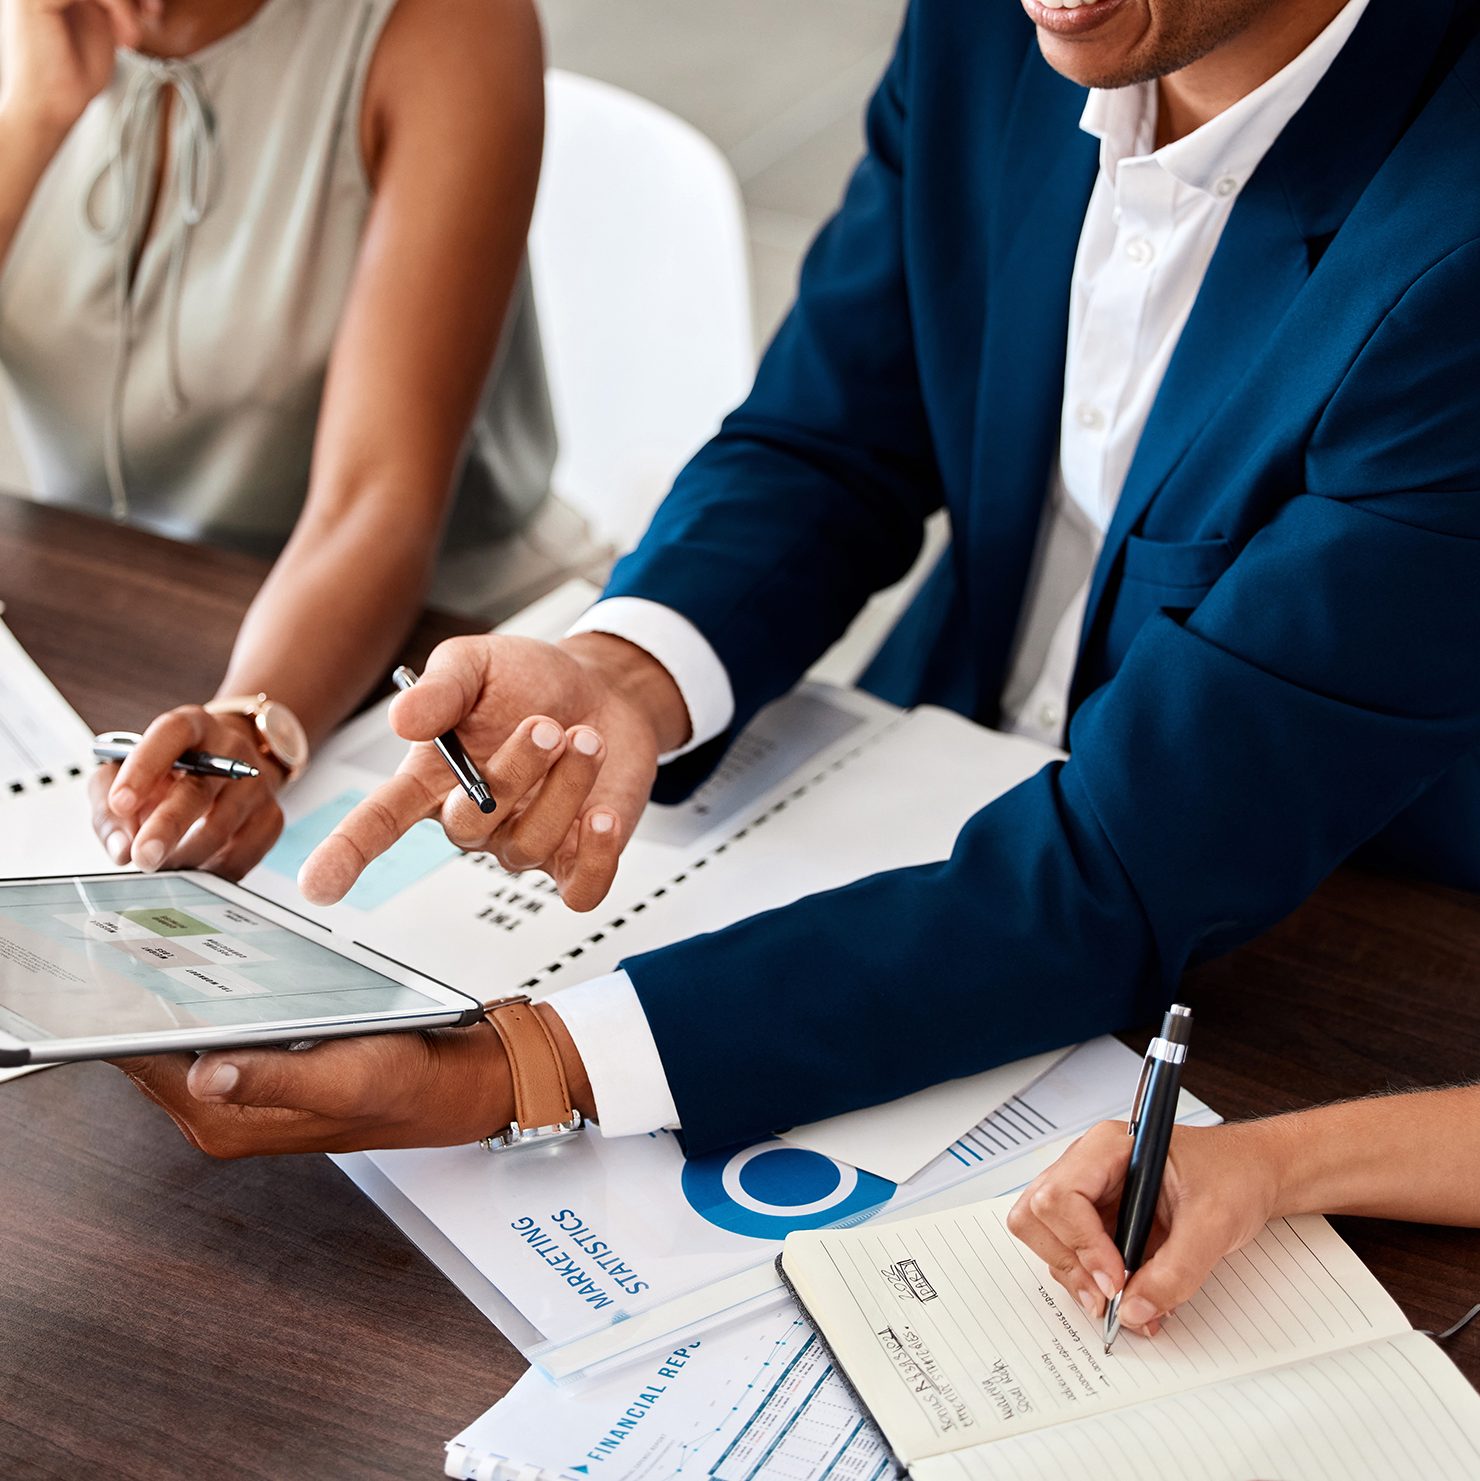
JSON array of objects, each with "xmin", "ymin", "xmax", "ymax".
[{"xmin": 125, "ymin": 0, "xmax": 1480, "ymax": 1161}]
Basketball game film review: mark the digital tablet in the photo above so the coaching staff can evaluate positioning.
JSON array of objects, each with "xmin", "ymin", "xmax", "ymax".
[{"xmin": 0, "ymin": 871, "xmax": 486, "ymax": 1066}]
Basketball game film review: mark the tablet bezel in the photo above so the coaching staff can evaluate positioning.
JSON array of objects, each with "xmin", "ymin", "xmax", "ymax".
[{"xmin": 0, "ymin": 869, "xmax": 487, "ymax": 1066}]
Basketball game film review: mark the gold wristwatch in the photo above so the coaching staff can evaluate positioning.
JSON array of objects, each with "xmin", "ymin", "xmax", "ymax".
[
  {"xmin": 480, "ymin": 996, "xmax": 584, "ymax": 1152},
  {"xmin": 204, "ymin": 693, "xmax": 310, "ymax": 782}
]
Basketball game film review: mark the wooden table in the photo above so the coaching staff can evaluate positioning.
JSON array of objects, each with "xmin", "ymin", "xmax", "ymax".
[{"xmin": 2, "ymin": 491, "xmax": 1477, "ymax": 1478}]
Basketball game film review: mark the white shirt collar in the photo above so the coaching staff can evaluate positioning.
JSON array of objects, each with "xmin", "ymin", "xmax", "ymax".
[{"xmin": 1080, "ymin": 0, "xmax": 1370, "ymax": 196}]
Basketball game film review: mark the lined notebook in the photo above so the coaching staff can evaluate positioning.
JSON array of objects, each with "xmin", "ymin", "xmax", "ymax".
[{"xmin": 778, "ymin": 1194, "xmax": 1480, "ymax": 1480}]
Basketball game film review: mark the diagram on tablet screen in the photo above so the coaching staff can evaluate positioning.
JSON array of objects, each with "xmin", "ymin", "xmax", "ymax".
[{"xmin": 0, "ymin": 876, "xmax": 433, "ymax": 1044}]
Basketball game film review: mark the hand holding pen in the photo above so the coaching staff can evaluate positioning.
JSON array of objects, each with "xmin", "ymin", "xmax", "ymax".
[
  {"xmin": 390, "ymin": 666, "xmax": 495, "ymax": 813},
  {"xmin": 94, "ymin": 731, "xmax": 261, "ymax": 781},
  {"xmin": 1103, "ymin": 1004, "xmax": 1193, "ymax": 1349},
  {"xmin": 298, "ymin": 640, "xmax": 628, "ymax": 913},
  {"xmin": 1004, "ymin": 1007, "xmax": 1308, "ymax": 1351},
  {"xmin": 89, "ymin": 707, "xmax": 286, "ymax": 878}
]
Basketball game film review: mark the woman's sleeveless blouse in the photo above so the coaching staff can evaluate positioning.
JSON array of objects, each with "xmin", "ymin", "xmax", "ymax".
[{"xmin": 0, "ymin": 0, "xmax": 556, "ymax": 614}]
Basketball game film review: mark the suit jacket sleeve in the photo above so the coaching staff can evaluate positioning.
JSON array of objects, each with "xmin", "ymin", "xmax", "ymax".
[
  {"xmin": 624, "ymin": 236, "xmax": 1480, "ymax": 1157},
  {"xmin": 601, "ymin": 8, "xmax": 947, "ymax": 799}
]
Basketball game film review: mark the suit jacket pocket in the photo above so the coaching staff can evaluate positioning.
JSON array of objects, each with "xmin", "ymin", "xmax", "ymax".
[
  {"xmin": 1121, "ymin": 534, "xmax": 1235, "ymax": 601},
  {"xmin": 1102, "ymin": 535, "xmax": 1236, "ymax": 673}
]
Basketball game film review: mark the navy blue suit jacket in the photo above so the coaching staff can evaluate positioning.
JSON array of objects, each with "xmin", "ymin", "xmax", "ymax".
[{"xmin": 604, "ymin": 0, "xmax": 1480, "ymax": 1155}]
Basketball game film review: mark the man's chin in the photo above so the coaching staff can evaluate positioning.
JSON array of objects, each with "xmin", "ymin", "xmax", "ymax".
[{"xmin": 1021, "ymin": 0, "xmax": 1152, "ymax": 89}]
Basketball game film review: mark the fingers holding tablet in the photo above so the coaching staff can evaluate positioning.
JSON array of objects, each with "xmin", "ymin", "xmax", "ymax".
[{"xmin": 110, "ymin": 1019, "xmax": 512, "ymax": 1157}]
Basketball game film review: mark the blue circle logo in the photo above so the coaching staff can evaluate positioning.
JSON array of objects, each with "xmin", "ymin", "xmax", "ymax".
[{"xmin": 680, "ymin": 1140, "xmax": 896, "ymax": 1239}]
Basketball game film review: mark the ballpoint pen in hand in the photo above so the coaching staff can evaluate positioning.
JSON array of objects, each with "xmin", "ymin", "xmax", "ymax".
[
  {"xmin": 390, "ymin": 665, "xmax": 496, "ymax": 815},
  {"xmin": 1104, "ymin": 1003, "xmax": 1194, "ymax": 1353},
  {"xmin": 93, "ymin": 731, "xmax": 260, "ymax": 781}
]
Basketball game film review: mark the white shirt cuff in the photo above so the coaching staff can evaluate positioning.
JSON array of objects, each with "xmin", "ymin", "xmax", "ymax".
[
  {"xmin": 566, "ymin": 596, "xmax": 735, "ymax": 762},
  {"xmin": 546, "ymin": 969, "xmax": 680, "ymax": 1137}
]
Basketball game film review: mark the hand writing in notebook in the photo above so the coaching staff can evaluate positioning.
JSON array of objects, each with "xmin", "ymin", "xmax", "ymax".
[
  {"xmin": 1007, "ymin": 1120, "xmax": 1281, "ymax": 1340},
  {"xmin": 1009, "ymin": 1087, "xmax": 1480, "ymax": 1344}
]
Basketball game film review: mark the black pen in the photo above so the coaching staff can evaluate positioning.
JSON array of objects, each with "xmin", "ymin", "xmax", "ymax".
[
  {"xmin": 1104, "ymin": 1003, "xmax": 1193, "ymax": 1352},
  {"xmin": 390, "ymin": 665, "xmax": 496, "ymax": 815},
  {"xmin": 93, "ymin": 731, "xmax": 260, "ymax": 781}
]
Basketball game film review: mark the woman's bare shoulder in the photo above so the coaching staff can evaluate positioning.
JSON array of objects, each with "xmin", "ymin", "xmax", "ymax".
[{"xmin": 361, "ymin": 0, "xmax": 544, "ymax": 183}]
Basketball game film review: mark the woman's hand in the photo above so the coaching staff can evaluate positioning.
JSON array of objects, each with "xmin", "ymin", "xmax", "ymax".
[
  {"xmin": 0, "ymin": 0, "xmax": 154, "ymax": 141},
  {"xmin": 300, "ymin": 631, "xmax": 690, "ymax": 914},
  {"xmin": 112, "ymin": 1020, "xmax": 515, "ymax": 1158},
  {"xmin": 1006, "ymin": 1119, "xmax": 1290, "ymax": 1337},
  {"xmin": 90, "ymin": 704, "xmax": 286, "ymax": 880}
]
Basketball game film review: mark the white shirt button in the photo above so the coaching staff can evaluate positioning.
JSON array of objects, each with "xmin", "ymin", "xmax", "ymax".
[
  {"xmin": 1214, "ymin": 175, "xmax": 1239, "ymax": 198},
  {"xmin": 1123, "ymin": 236, "xmax": 1155, "ymax": 266},
  {"xmin": 1075, "ymin": 403, "xmax": 1105, "ymax": 432},
  {"xmin": 1038, "ymin": 700, "xmax": 1062, "ymax": 731}
]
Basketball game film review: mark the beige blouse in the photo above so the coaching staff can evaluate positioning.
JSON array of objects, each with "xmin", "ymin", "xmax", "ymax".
[{"xmin": 0, "ymin": 0, "xmax": 556, "ymax": 616}]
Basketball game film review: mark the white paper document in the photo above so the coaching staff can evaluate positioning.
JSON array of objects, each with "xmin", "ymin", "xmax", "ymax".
[
  {"xmin": 0, "ymin": 615, "xmax": 125, "ymax": 880},
  {"xmin": 780, "ymin": 1048, "xmax": 1069, "ymax": 1183},
  {"xmin": 0, "ymin": 1062, "xmax": 51, "ymax": 1086},
  {"xmin": 1, "ymin": 771, "xmax": 127, "ymax": 879},
  {"xmin": 0, "ymin": 615, "xmax": 94, "ymax": 795},
  {"xmin": 445, "ymin": 1303, "xmax": 888, "ymax": 1481}
]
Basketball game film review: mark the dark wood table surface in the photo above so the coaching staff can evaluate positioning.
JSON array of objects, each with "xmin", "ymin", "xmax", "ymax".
[{"xmin": 1, "ymin": 491, "xmax": 1477, "ymax": 1478}]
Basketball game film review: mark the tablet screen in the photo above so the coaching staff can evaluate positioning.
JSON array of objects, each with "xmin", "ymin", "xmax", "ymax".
[{"xmin": 0, "ymin": 875, "xmax": 442, "ymax": 1044}]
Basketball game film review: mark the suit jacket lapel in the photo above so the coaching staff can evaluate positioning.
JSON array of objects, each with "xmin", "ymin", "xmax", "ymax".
[
  {"xmin": 1072, "ymin": 0, "xmax": 1465, "ymax": 703},
  {"xmin": 964, "ymin": 55, "xmax": 1096, "ymax": 719}
]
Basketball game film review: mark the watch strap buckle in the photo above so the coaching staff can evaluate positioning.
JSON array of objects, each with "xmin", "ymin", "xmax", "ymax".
[{"xmin": 481, "ymin": 995, "xmax": 583, "ymax": 1154}]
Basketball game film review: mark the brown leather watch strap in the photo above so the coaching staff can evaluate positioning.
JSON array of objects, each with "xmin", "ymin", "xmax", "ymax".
[{"xmin": 483, "ymin": 996, "xmax": 577, "ymax": 1134}]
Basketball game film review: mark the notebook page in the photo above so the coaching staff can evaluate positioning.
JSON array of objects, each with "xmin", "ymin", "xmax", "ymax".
[
  {"xmin": 915, "ymin": 1329, "xmax": 1480, "ymax": 1481},
  {"xmin": 782, "ymin": 1197, "xmax": 1409, "ymax": 1464}
]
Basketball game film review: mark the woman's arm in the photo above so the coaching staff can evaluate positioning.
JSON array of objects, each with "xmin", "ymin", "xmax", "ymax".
[
  {"xmin": 1265, "ymin": 1084, "xmax": 1480, "ymax": 1224},
  {"xmin": 218, "ymin": 0, "xmax": 545, "ymax": 735},
  {"xmin": 100, "ymin": 0, "xmax": 548, "ymax": 877},
  {"xmin": 1007, "ymin": 1085, "xmax": 1480, "ymax": 1337}
]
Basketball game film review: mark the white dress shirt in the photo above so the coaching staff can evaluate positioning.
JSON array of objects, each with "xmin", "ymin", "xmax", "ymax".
[{"xmin": 554, "ymin": 0, "xmax": 1369, "ymax": 1138}]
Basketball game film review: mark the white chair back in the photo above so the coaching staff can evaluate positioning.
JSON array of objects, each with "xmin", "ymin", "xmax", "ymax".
[{"xmin": 530, "ymin": 70, "xmax": 756, "ymax": 550}]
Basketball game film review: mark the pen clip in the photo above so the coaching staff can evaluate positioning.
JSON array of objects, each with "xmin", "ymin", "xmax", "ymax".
[
  {"xmin": 1127, "ymin": 1053, "xmax": 1154, "ymax": 1137},
  {"xmin": 95, "ymin": 731, "xmax": 143, "ymax": 747}
]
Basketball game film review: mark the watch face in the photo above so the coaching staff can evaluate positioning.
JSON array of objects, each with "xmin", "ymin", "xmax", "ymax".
[{"xmin": 259, "ymin": 701, "xmax": 309, "ymax": 769}]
